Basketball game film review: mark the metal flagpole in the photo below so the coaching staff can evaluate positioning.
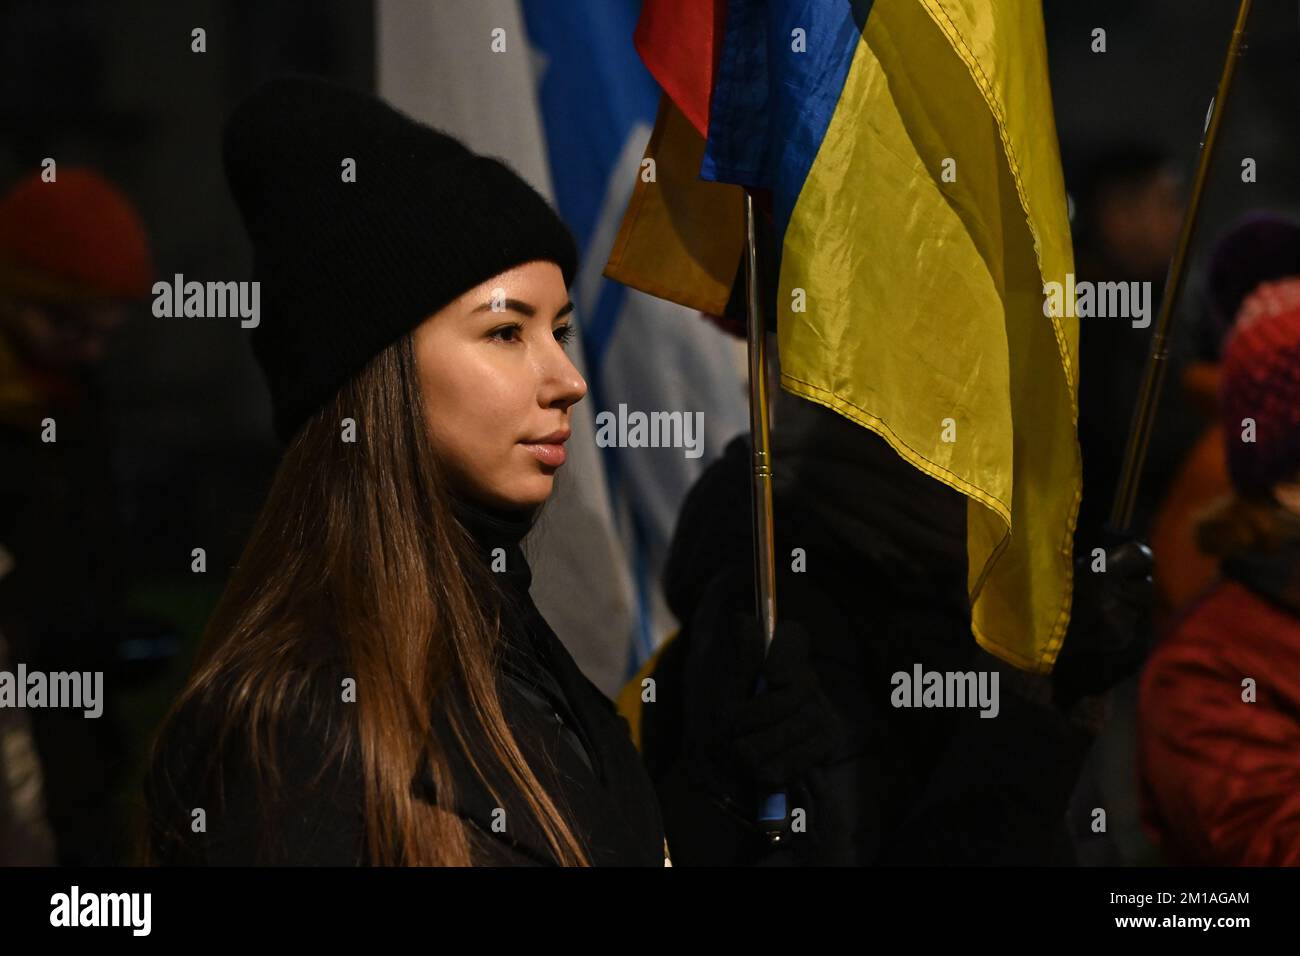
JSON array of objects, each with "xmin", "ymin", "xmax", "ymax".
[
  {"xmin": 745, "ymin": 191, "xmax": 779, "ymax": 647},
  {"xmin": 743, "ymin": 190, "xmax": 789, "ymax": 840},
  {"xmin": 1108, "ymin": 0, "xmax": 1253, "ymax": 532}
]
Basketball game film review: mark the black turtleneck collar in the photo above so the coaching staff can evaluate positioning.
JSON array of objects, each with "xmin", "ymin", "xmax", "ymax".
[
  {"xmin": 448, "ymin": 494, "xmax": 539, "ymax": 598},
  {"xmin": 449, "ymin": 493, "xmax": 560, "ymax": 693}
]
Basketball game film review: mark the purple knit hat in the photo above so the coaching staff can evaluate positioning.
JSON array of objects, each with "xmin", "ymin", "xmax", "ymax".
[
  {"xmin": 1206, "ymin": 212, "xmax": 1300, "ymax": 350},
  {"xmin": 1220, "ymin": 277, "xmax": 1300, "ymax": 496}
]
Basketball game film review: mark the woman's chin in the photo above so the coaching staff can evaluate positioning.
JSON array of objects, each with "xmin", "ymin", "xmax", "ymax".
[{"xmin": 489, "ymin": 473, "xmax": 554, "ymax": 512}]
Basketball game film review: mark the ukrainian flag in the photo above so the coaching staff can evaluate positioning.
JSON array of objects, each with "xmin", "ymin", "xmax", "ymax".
[{"xmin": 614, "ymin": 0, "xmax": 1080, "ymax": 673}]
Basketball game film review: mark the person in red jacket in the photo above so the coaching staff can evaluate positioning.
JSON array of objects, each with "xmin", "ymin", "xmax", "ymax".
[{"xmin": 1138, "ymin": 276, "xmax": 1300, "ymax": 865}]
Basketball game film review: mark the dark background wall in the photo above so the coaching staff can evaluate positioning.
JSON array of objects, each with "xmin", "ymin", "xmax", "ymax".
[
  {"xmin": 1, "ymin": 0, "xmax": 373, "ymax": 611},
  {"xmin": 1048, "ymin": 0, "xmax": 1300, "ymax": 298},
  {"xmin": 0, "ymin": 0, "xmax": 374, "ymax": 863}
]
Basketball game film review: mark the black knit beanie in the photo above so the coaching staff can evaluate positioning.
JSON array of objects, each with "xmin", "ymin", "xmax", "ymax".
[{"xmin": 221, "ymin": 74, "xmax": 579, "ymax": 443}]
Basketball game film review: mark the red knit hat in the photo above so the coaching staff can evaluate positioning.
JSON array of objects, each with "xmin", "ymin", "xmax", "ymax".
[
  {"xmin": 1220, "ymin": 277, "xmax": 1300, "ymax": 497},
  {"xmin": 0, "ymin": 166, "xmax": 154, "ymax": 303}
]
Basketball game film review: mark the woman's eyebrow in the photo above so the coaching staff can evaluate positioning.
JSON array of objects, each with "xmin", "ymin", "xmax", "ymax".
[{"xmin": 471, "ymin": 298, "xmax": 575, "ymax": 319}]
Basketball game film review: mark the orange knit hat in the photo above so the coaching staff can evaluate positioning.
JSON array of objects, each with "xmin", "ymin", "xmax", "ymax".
[{"xmin": 0, "ymin": 166, "xmax": 154, "ymax": 303}]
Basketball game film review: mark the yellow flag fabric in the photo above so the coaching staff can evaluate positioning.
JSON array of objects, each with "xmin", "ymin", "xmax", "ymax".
[
  {"xmin": 614, "ymin": 629, "xmax": 679, "ymax": 753},
  {"xmin": 776, "ymin": 0, "xmax": 1079, "ymax": 672},
  {"xmin": 603, "ymin": 95, "xmax": 745, "ymax": 317}
]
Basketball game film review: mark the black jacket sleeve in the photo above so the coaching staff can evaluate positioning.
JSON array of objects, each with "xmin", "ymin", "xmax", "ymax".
[{"xmin": 144, "ymin": 665, "xmax": 366, "ymax": 866}]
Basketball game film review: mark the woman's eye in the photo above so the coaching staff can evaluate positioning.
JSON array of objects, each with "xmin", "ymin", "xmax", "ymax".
[{"xmin": 489, "ymin": 322, "xmax": 575, "ymax": 346}]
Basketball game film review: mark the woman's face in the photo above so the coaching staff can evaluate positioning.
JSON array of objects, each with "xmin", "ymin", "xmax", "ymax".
[{"xmin": 413, "ymin": 260, "xmax": 586, "ymax": 511}]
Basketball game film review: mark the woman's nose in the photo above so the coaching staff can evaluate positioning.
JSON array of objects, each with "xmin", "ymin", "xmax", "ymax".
[
  {"xmin": 557, "ymin": 361, "xmax": 587, "ymax": 407},
  {"xmin": 543, "ymin": 349, "xmax": 587, "ymax": 408}
]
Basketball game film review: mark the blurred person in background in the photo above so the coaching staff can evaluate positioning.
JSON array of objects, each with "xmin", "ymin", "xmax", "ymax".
[
  {"xmin": 1069, "ymin": 142, "xmax": 1196, "ymax": 548},
  {"xmin": 1149, "ymin": 214, "xmax": 1300, "ymax": 621},
  {"xmin": 0, "ymin": 165, "xmax": 155, "ymax": 863},
  {"xmin": 1139, "ymin": 276, "xmax": 1300, "ymax": 865}
]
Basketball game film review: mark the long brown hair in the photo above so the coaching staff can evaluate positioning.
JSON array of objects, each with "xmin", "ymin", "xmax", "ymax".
[{"xmin": 140, "ymin": 331, "xmax": 588, "ymax": 865}]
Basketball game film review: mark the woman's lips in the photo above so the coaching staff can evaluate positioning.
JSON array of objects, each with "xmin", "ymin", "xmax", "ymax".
[{"xmin": 521, "ymin": 441, "xmax": 567, "ymax": 468}]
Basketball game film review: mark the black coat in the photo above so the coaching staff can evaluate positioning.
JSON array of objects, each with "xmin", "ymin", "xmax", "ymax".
[{"xmin": 143, "ymin": 497, "xmax": 666, "ymax": 866}]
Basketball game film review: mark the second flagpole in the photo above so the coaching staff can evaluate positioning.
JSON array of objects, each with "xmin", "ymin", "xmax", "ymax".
[{"xmin": 743, "ymin": 190, "xmax": 789, "ymax": 839}]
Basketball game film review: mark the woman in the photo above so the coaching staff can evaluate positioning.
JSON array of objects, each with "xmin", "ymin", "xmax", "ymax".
[
  {"xmin": 139, "ymin": 72, "xmax": 657, "ymax": 867},
  {"xmin": 141, "ymin": 75, "xmax": 828, "ymax": 867},
  {"xmin": 1138, "ymin": 276, "xmax": 1300, "ymax": 865}
]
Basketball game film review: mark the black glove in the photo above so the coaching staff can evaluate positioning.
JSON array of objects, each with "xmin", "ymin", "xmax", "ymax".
[
  {"xmin": 1053, "ymin": 534, "xmax": 1155, "ymax": 710},
  {"xmin": 683, "ymin": 612, "xmax": 842, "ymax": 815}
]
